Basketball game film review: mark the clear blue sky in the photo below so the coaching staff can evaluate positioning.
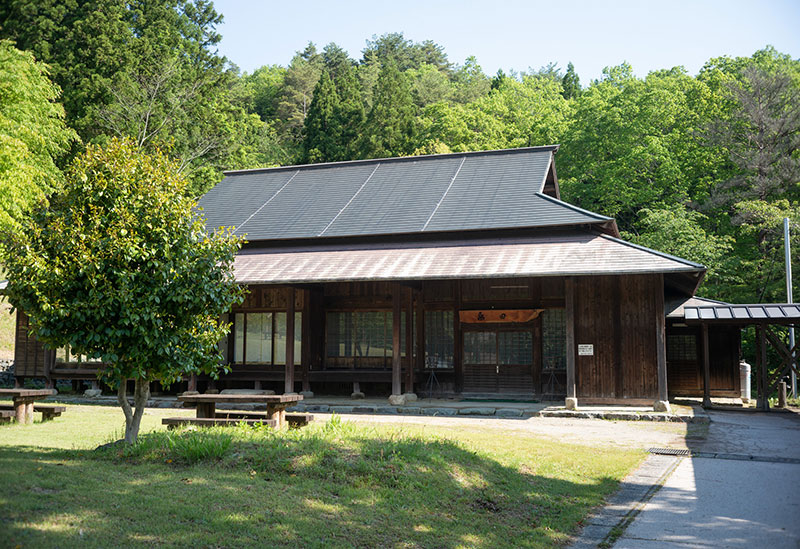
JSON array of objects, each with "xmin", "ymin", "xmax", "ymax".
[{"xmin": 212, "ymin": 0, "xmax": 800, "ymax": 81}]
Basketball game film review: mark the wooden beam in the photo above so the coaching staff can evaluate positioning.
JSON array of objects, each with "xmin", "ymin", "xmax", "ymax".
[
  {"xmin": 702, "ymin": 323, "xmax": 711, "ymax": 407},
  {"xmin": 405, "ymin": 286, "xmax": 414, "ymax": 394},
  {"xmin": 284, "ymin": 287, "xmax": 295, "ymax": 394},
  {"xmin": 565, "ymin": 276, "xmax": 576, "ymax": 402},
  {"xmin": 392, "ymin": 283, "xmax": 402, "ymax": 396},
  {"xmin": 757, "ymin": 325, "xmax": 769, "ymax": 411},
  {"xmin": 655, "ymin": 275, "xmax": 669, "ymax": 404}
]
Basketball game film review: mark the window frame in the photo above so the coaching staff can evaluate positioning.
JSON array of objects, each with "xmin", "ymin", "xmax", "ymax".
[{"xmin": 231, "ymin": 309, "xmax": 302, "ymax": 366}]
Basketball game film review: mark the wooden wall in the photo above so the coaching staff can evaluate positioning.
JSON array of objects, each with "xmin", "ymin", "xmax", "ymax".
[
  {"xmin": 14, "ymin": 311, "xmax": 50, "ymax": 379},
  {"xmin": 574, "ymin": 274, "xmax": 661, "ymax": 401},
  {"xmin": 666, "ymin": 323, "xmax": 741, "ymax": 397}
]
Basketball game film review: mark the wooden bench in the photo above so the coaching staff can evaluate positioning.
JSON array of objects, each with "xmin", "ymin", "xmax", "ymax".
[
  {"xmin": 0, "ymin": 403, "xmax": 66, "ymax": 421},
  {"xmin": 213, "ymin": 410, "xmax": 315, "ymax": 427},
  {"xmin": 162, "ymin": 417, "xmax": 278, "ymax": 429},
  {"xmin": 178, "ymin": 393, "xmax": 303, "ymax": 428},
  {"xmin": 0, "ymin": 410, "xmax": 15, "ymax": 424}
]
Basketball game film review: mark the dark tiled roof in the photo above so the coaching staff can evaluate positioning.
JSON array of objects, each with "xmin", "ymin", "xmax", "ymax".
[
  {"xmin": 198, "ymin": 146, "xmax": 613, "ymax": 241},
  {"xmin": 685, "ymin": 303, "xmax": 800, "ymax": 324}
]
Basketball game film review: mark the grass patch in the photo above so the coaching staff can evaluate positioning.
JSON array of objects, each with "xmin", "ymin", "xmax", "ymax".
[{"xmin": 1, "ymin": 404, "xmax": 644, "ymax": 547}]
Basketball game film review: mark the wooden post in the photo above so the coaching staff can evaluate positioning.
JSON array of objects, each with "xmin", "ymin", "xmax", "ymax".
[
  {"xmin": 301, "ymin": 288, "xmax": 311, "ymax": 394},
  {"xmin": 758, "ymin": 325, "xmax": 769, "ymax": 411},
  {"xmin": 565, "ymin": 277, "xmax": 577, "ymax": 409},
  {"xmin": 702, "ymin": 324, "xmax": 712, "ymax": 408},
  {"xmin": 453, "ymin": 282, "xmax": 462, "ymax": 394},
  {"xmin": 392, "ymin": 283, "xmax": 402, "ymax": 396},
  {"xmin": 416, "ymin": 288, "xmax": 425, "ymax": 374},
  {"xmin": 285, "ymin": 287, "xmax": 296, "ymax": 394},
  {"xmin": 654, "ymin": 275, "xmax": 669, "ymax": 411},
  {"xmin": 405, "ymin": 286, "xmax": 414, "ymax": 394}
]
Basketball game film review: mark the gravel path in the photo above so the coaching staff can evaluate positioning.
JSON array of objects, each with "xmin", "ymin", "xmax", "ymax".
[{"xmin": 319, "ymin": 412, "xmax": 691, "ymax": 450}]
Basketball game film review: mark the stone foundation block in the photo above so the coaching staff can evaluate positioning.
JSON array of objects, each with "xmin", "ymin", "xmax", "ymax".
[{"xmin": 653, "ymin": 400, "xmax": 671, "ymax": 413}]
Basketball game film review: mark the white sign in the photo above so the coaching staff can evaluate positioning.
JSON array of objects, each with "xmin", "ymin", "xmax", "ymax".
[{"xmin": 578, "ymin": 344, "xmax": 594, "ymax": 356}]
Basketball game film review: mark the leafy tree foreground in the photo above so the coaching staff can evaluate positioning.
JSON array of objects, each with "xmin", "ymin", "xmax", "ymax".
[{"xmin": 1, "ymin": 138, "xmax": 243, "ymax": 443}]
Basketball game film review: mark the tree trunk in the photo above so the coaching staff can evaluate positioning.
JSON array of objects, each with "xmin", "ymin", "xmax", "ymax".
[{"xmin": 117, "ymin": 378, "xmax": 151, "ymax": 444}]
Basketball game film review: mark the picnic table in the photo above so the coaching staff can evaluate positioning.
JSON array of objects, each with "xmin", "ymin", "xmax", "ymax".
[
  {"xmin": 0, "ymin": 388, "xmax": 55, "ymax": 425},
  {"xmin": 176, "ymin": 393, "xmax": 303, "ymax": 429}
]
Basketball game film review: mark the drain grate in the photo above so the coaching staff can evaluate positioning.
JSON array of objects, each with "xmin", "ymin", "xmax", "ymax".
[{"xmin": 649, "ymin": 447, "xmax": 690, "ymax": 456}]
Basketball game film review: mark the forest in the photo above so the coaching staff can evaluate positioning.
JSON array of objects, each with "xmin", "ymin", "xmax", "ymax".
[{"xmin": 0, "ymin": 0, "xmax": 798, "ymax": 306}]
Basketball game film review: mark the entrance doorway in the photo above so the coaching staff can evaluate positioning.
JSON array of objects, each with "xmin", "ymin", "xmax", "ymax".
[{"xmin": 462, "ymin": 329, "xmax": 534, "ymax": 394}]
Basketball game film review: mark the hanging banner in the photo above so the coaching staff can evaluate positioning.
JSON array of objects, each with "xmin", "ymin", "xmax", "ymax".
[{"xmin": 459, "ymin": 309, "xmax": 543, "ymax": 324}]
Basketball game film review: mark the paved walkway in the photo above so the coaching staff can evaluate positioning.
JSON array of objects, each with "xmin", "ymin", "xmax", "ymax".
[{"xmin": 608, "ymin": 409, "xmax": 800, "ymax": 548}]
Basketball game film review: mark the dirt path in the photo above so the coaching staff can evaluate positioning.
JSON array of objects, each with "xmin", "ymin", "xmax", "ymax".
[{"xmin": 323, "ymin": 412, "xmax": 692, "ymax": 450}]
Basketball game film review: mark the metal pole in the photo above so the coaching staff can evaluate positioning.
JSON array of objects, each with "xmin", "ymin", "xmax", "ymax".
[{"xmin": 785, "ymin": 218, "xmax": 796, "ymax": 399}]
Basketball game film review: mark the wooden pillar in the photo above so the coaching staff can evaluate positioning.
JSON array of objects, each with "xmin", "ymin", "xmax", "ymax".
[
  {"xmin": 453, "ymin": 282, "xmax": 462, "ymax": 393},
  {"xmin": 405, "ymin": 286, "xmax": 414, "ymax": 394},
  {"xmin": 565, "ymin": 276, "xmax": 576, "ymax": 408},
  {"xmin": 392, "ymin": 283, "xmax": 402, "ymax": 396},
  {"xmin": 285, "ymin": 287, "xmax": 295, "ymax": 394},
  {"xmin": 654, "ymin": 275, "xmax": 669, "ymax": 408},
  {"xmin": 702, "ymin": 323, "xmax": 712, "ymax": 407},
  {"xmin": 416, "ymin": 288, "xmax": 425, "ymax": 373},
  {"xmin": 301, "ymin": 288, "xmax": 311, "ymax": 393},
  {"xmin": 757, "ymin": 325, "xmax": 769, "ymax": 411}
]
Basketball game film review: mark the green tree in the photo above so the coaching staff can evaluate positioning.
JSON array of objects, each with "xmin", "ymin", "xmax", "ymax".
[
  {"xmin": 240, "ymin": 64, "xmax": 286, "ymax": 121},
  {"xmin": 419, "ymin": 75, "xmax": 571, "ymax": 152},
  {"xmin": 362, "ymin": 33, "xmax": 450, "ymax": 73},
  {"xmin": 451, "ymin": 56, "xmax": 490, "ymax": 104},
  {"xmin": 1, "ymin": 138, "xmax": 243, "ymax": 443},
  {"xmin": 360, "ymin": 61, "xmax": 418, "ymax": 158},
  {"xmin": 559, "ymin": 65, "xmax": 726, "ymax": 231},
  {"xmin": 627, "ymin": 207, "xmax": 734, "ymax": 293},
  {"xmin": 562, "ymin": 61, "xmax": 581, "ymax": 99},
  {"xmin": 409, "ymin": 63, "xmax": 453, "ymax": 107},
  {"xmin": 0, "ymin": 0, "xmax": 134, "ymax": 137},
  {"xmin": 275, "ymin": 44, "xmax": 323, "ymax": 145},
  {"xmin": 302, "ymin": 71, "xmax": 340, "ymax": 162},
  {"xmin": 0, "ymin": 40, "xmax": 77, "ymax": 233},
  {"xmin": 333, "ymin": 63, "xmax": 366, "ymax": 160}
]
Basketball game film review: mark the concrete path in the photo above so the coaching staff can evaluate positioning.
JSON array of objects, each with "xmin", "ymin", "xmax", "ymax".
[{"xmin": 612, "ymin": 410, "xmax": 800, "ymax": 548}]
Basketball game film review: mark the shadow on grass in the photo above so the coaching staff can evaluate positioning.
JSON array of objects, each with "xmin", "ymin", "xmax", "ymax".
[{"xmin": 1, "ymin": 420, "xmax": 623, "ymax": 548}]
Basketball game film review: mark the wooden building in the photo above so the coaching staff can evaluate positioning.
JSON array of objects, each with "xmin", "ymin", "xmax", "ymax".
[{"xmin": 12, "ymin": 146, "xmax": 730, "ymax": 409}]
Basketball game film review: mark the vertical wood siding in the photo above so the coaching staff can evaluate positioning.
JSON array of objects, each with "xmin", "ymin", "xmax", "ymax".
[{"xmin": 574, "ymin": 274, "xmax": 660, "ymax": 400}]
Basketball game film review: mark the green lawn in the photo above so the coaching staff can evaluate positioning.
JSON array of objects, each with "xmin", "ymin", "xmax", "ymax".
[{"xmin": 0, "ymin": 404, "xmax": 644, "ymax": 548}]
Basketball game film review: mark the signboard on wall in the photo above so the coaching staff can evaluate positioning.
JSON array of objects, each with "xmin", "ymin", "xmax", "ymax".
[
  {"xmin": 459, "ymin": 309, "xmax": 543, "ymax": 324},
  {"xmin": 578, "ymin": 344, "xmax": 594, "ymax": 356}
]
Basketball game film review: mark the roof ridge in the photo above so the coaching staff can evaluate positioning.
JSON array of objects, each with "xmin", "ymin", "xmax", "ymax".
[
  {"xmin": 533, "ymin": 192, "xmax": 614, "ymax": 221},
  {"xmin": 597, "ymin": 233, "xmax": 706, "ymax": 270},
  {"xmin": 222, "ymin": 145, "xmax": 560, "ymax": 176}
]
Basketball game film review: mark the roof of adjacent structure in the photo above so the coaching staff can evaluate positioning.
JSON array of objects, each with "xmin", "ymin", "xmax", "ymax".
[
  {"xmin": 198, "ymin": 146, "xmax": 616, "ymax": 241},
  {"xmin": 666, "ymin": 295, "xmax": 728, "ymax": 319},
  {"xmin": 233, "ymin": 231, "xmax": 704, "ymax": 285},
  {"xmin": 684, "ymin": 303, "xmax": 800, "ymax": 325}
]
